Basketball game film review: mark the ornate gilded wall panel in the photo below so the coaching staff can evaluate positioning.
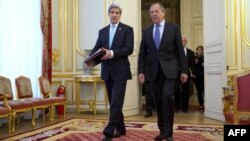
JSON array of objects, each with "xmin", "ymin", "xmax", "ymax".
[
  {"xmin": 76, "ymin": 0, "xmax": 106, "ymax": 73},
  {"xmin": 226, "ymin": 0, "xmax": 250, "ymax": 74},
  {"xmin": 241, "ymin": 0, "xmax": 250, "ymax": 47},
  {"xmin": 51, "ymin": 81, "xmax": 62, "ymax": 96},
  {"xmin": 52, "ymin": 0, "xmax": 63, "ymax": 72},
  {"xmin": 65, "ymin": 81, "xmax": 74, "ymax": 105},
  {"xmin": 226, "ymin": 0, "xmax": 238, "ymax": 71},
  {"xmin": 52, "ymin": 0, "xmax": 74, "ymax": 72},
  {"xmin": 65, "ymin": 0, "xmax": 73, "ymax": 72},
  {"xmin": 241, "ymin": 0, "xmax": 250, "ymax": 69}
]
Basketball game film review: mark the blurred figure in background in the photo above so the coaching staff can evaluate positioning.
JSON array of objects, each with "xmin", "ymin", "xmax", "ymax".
[
  {"xmin": 193, "ymin": 45, "xmax": 204, "ymax": 110},
  {"xmin": 174, "ymin": 35, "xmax": 196, "ymax": 113}
]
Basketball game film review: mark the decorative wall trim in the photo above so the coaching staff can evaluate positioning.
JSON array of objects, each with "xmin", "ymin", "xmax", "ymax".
[
  {"xmin": 52, "ymin": 0, "xmax": 63, "ymax": 72},
  {"xmin": 65, "ymin": 81, "xmax": 74, "ymax": 105},
  {"xmin": 241, "ymin": 0, "xmax": 250, "ymax": 47}
]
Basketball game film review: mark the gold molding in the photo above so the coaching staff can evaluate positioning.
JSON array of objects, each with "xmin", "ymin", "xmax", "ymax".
[
  {"xmin": 75, "ymin": 0, "xmax": 109, "ymax": 57},
  {"xmin": 233, "ymin": 0, "xmax": 239, "ymax": 70},
  {"xmin": 65, "ymin": 80, "xmax": 74, "ymax": 105},
  {"xmin": 64, "ymin": 0, "xmax": 69, "ymax": 71},
  {"xmin": 226, "ymin": 0, "xmax": 238, "ymax": 70},
  {"xmin": 52, "ymin": 0, "xmax": 63, "ymax": 69},
  {"xmin": 241, "ymin": 0, "xmax": 250, "ymax": 69},
  {"xmin": 52, "ymin": 73, "xmax": 75, "ymax": 78},
  {"xmin": 51, "ymin": 81, "xmax": 62, "ymax": 85},
  {"xmin": 51, "ymin": 81, "xmax": 62, "ymax": 96},
  {"xmin": 52, "ymin": 48, "xmax": 60, "ymax": 65},
  {"xmin": 241, "ymin": 0, "xmax": 250, "ymax": 47},
  {"xmin": 232, "ymin": 0, "xmax": 238, "ymax": 69},
  {"xmin": 75, "ymin": 0, "xmax": 85, "ymax": 57}
]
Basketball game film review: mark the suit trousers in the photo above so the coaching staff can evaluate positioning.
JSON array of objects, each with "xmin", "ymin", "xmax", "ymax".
[
  {"xmin": 181, "ymin": 77, "xmax": 190, "ymax": 112},
  {"xmin": 175, "ymin": 77, "xmax": 191, "ymax": 112},
  {"xmin": 103, "ymin": 75, "xmax": 127, "ymax": 137},
  {"xmin": 142, "ymin": 81, "xmax": 153, "ymax": 113},
  {"xmin": 193, "ymin": 76, "xmax": 204, "ymax": 106},
  {"xmin": 149, "ymin": 66, "xmax": 175, "ymax": 137}
]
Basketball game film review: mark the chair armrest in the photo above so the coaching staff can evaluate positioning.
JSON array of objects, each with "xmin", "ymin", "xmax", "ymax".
[
  {"xmin": 0, "ymin": 93, "xmax": 8, "ymax": 99},
  {"xmin": 0, "ymin": 93, "xmax": 11, "ymax": 110}
]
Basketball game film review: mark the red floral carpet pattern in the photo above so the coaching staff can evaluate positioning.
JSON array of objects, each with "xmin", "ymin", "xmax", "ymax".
[{"xmin": 3, "ymin": 119, "xmax": 223, "ymax": 141}]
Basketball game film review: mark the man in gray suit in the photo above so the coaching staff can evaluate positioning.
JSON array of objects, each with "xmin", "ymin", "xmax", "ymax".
[
  {"xmin": 89, "ymin": 3, "xmax": 134, "ymax": 141},
  {"xmin": 138, "ymin": 2, "xmax": 188, "ymax": 141}
]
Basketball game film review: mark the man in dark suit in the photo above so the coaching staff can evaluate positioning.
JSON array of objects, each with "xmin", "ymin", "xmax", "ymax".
[
  {"xmin": 138, "ymin": 2, "xmax": 188, "ymax": 141},
  {"xmin": 89, "ymin": 3, "xmax": 134, "ymax": 141},
  {"xmin": 174, "ymin": 35, "xmax": 196, "ymax": 113}
]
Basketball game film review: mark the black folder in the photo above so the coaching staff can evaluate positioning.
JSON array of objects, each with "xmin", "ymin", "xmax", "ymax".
[{"xmin": 84, "ymin": 49, "xmax": 106, "ymax": 67}]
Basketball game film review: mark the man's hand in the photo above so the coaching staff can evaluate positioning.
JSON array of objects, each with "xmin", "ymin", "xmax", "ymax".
[
  {"xmin": 138, "ymin": 73, "xmax": 145, "ymax": 85},
  {"xmin": 101, "ymin": 48, "xmax": 112, "ymax": 60},
  {"xmin": 180, "ymin": 73, "xmax": 188, "ymax": 83}
]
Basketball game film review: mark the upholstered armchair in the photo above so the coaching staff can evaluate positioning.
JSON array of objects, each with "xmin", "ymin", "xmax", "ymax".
[
  {"xmin": 38, "ymin": 76, "xmax": 66, "ymax": 120},
  {"xmin": 223, "ymin": 70, "xmax": 250, "ymax": 124},
  {"xmin": 15, "ymin": 76, "xmax": 52, "ymax": 121},
  {"xmin": 0, "ymin": 93, "xmax": 12, "ymax": 134},
  {"xmin": 232, "ymin": 70, "xmax": 250, "ymax": 124},
  {"xmin": 0, "ymin": 76, "xmax": 36, "ymax": 132}
]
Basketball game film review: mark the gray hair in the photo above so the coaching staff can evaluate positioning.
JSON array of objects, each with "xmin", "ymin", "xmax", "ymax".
[
  {"xmin": 108, "ymin": 3, "xmax": 122, "ymax": 14},
  {"xmin": 150, "ymin": 2, "xmax": 165, "ymax": 13}
]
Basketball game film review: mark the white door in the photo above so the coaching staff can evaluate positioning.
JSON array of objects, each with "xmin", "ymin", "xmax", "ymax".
[{"xmin": 203, "ymin": 0, "xmax": 227, "ymax": 121}]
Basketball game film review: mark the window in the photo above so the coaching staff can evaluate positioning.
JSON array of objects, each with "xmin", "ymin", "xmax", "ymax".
[{"xmin": 0, "ymin": 0, "xmax": 42, "ymax": 99}]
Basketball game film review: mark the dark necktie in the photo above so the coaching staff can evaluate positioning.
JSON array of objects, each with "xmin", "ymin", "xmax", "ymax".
[{"xmin": 154, "ymin": 24, "xmax": 160, "ymax": 49}]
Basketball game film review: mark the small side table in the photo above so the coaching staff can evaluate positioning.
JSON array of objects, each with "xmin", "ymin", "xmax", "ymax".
[{"xmin": 74, "ymin": 75, "xmax": 108, "ymax": 115}]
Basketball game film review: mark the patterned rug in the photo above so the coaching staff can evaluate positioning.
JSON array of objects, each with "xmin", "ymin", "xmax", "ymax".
[{"xmin": 3, "ymin": 118, "xmax": 223, "ymax": 141}]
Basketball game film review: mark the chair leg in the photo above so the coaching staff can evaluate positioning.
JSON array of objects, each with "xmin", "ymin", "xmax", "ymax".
[
  {"xmin": 48, "ymin": 106, "xmax": 52, "ymax": 121},
  {"xmin": 32, "ymin": 109, "xmax": 36, "ymax": 127},
  {"xmin": 8, "ymin": 115, "xmax": 12, "ymax": 134},
  {"xmin": 50, "ymin": 105, "xmax": 55, "ymax": 121},
  {"xmin": 17, "ymin": 114, "xmax": 20, "ymax": 124},
  {"xmin": 12, "ymin": 112, "xmax": 16, "ymax": 133}
]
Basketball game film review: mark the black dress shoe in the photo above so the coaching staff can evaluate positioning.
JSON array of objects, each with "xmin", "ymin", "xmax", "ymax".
[
  {"xmin": 144, "ymin": 112, "xmax": 152, "ymax": 118},
  {"xmin": 102, "ymin": 136, "xmax": 112, "ymax": 141},
  {"xmin": 154, "ymin": 133, "xmax": 165, "ymax": 141},
  {"xmin": 113, "ymin": 130, "xmax": 126, "ymax": 138},
  {"xmin": 113, "ymin": 132, "xmax": 121, "ymax": 138}
]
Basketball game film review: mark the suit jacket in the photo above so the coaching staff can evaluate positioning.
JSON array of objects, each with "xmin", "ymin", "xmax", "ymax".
[
  {"xmin": 186, "ymin": 48, "xmax": 196, "ymax": 77},
  {"xmin": 90, "ymin": 22, "xmax": 134, "ymax": 81},
  {"xmin": 195, "ymin": 54, "xmax": 204, "ymax": 77},
  {"xmin": 138, "ymin": 22, "xmax": 188, "ymax": 81}
]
